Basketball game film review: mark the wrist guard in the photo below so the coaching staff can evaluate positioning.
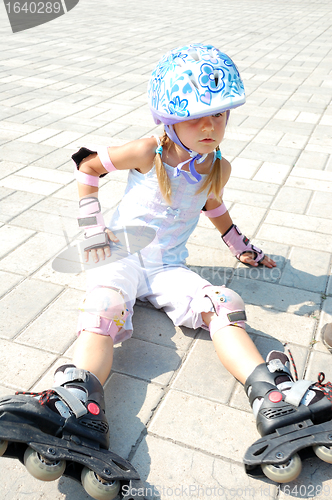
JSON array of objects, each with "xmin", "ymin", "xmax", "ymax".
[{"xmin": 222, "ymin": 224, "xmax": 265, "ymax": 264}]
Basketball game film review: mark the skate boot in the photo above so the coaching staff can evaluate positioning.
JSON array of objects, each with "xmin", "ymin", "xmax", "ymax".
[
  {"xmin": 0, "ymin": 365, "xmax": 143, "ymax": 500},
  {"xmin": 243, "ymin": 351, "xmax": 332, "ymax": 483}
]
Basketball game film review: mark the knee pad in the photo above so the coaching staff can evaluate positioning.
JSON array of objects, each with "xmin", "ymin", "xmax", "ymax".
[
  {"xmin": 77, "ymin": 286, "xmax": 129, "ymax": 340},
  {"xmin": 202, "ymin": 285, "xmax": 246, "ymax": 339}
]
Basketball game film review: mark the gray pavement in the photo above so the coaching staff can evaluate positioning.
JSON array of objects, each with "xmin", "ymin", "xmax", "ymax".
[{"xmin": 0, "ymin": 0, "xmax": 332, "ymax": 498}]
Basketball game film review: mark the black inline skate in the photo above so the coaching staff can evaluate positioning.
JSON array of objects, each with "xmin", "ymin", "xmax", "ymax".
[
  {"xmin": 244, "ymin": 351, "xmax": 332, "ymax": 483},
  {"xmin": 0, "ymin": 365, "xmax": 144, "ymax": 500}
]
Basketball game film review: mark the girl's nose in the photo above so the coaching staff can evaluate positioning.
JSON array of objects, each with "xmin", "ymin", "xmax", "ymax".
[{"xmin": 200, "ymin": 116, "xmax": 214, "ymax": 130}]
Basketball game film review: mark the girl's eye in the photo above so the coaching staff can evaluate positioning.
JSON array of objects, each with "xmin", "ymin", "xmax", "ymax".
[{"xmin": 213, "ymin": 113, "xmax": 223, "ymax": 118}]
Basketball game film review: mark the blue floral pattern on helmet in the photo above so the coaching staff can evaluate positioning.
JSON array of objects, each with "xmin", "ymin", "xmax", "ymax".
[
  {"xmin": 168, "ymin": 96, "xmax": 189, "ymax": 117},
  {"xmin": 148, "ymin": 43, "xmax": 245, "ymax": 125}
]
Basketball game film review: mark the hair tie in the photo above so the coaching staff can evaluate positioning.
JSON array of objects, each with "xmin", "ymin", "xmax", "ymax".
[
  {"xmin": 156, "ymin": 145, "xmax": 163, "ymax": 155},
  {"xmin": 215, "ymin": 150, "xmax": 222, "ymax": 160}
]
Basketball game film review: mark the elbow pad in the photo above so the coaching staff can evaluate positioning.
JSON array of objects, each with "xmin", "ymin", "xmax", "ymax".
[{"xmin": 72, "ymin": 146, "xmax": 117, "ymax": 186}]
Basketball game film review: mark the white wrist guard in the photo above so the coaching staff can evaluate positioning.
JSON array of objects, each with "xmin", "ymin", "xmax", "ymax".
[
  {"xmin": 78, "ymin": 197, "xmax": 108, "ymax": 252},
  {"xmin": 222, "ymin": 224, "xmax": 265, "ymax": 264}
]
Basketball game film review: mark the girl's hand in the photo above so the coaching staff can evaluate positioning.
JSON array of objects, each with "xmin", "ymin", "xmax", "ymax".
[
  {"xmin": 84, "ymin": 229, "xmax": 119, "ymax": 263},
  {"xmin": 239, "ymin": 252, "xmax": 276, "ymax": 268}
]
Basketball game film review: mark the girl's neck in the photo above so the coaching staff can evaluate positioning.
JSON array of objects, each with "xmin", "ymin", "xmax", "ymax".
[{"xmin": 164, "ymin": 140, "xmax": 214, "ymax": 173}]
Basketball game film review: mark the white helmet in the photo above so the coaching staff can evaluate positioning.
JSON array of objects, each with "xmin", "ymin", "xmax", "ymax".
[{"xmin": 148, "ymin": 43, "xmax": 245, "ymax": 125}]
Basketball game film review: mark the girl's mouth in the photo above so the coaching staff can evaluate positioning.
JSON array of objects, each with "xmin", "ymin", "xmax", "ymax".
[{"xmin": 200, "ymin": 138, "xmax": 214, "ymax": 143}]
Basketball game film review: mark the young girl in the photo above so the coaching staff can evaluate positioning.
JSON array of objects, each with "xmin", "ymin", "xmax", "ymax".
[
  {"xmin": 1, "ymin": 44, "xmax": 330, "ymax": 495},
  {"xmin": 71, "ymin": 44, "xmax": 276, "ymax": 386}
]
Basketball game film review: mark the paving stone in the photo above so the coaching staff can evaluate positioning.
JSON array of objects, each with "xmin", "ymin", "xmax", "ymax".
[
  {"xmin": 265, "ymin": 210, "xmax": 332, "ymax": 235},
  {"xmin": 230, "ymin": 276, "xmax": 321, "ymax": 316},
  {"xmin": 0, "ymin": 191, "xmax": 44, "ymax": 223},
  {"xmin": 0, "ymin": 270, "xmax": 23, "ymax": 298},
  {"xmin": 188, "ymin": 225, "xmax": 226, "ymax": 250},
  {"xmin": 0, "ymin": 456, "xmax": 89, "ymax": 500},
  {"xmin": 308, "ymin": 191, "xmax": 332, "ymax": 220},
  {"xmin": 257, "ymin": 224, "xmax": 332, "ymax": 253},
  {"xmin": 231, "ymin": 158, "xmax": 262, "ymax": 179},
  {"xmin": 271, "ymin": 186, "xmax": 313, "ymax": 214},
  {"xmin": 279, "ymin": 247, "xmax": 330, "ymax": 293},
  {"xmin": 0, "ymin": 224, "xmax": 34, "ymax": 258},
  {"xmin": 223, "ymin": 187, "xmax": 273, "ymax": 209},
  {"xmin": 186, "ymin": 243, "xmax": 236, "ymax": 270},
  {"xmin": 0, "ymin": 279, "xmax": 63, "ymax": 339},
  {"xmin": 239, "ymin": 142, "xmax": 301, "ymax": 166},
  {"xmin": 132, "ymin": 305, "xmax": 196, "ymax": 351},
  {"xmin": 11, "ymin": 209, "xmax": 80, "ymax": 238},
  {"xmin": 104, "ymin": 373, "xmax": 164, "ymax": 459},
  {"xmin": 278, "ymin": 462, "xmax": 332, "ymax": 500},
  {"xmin": 16, "ymin": 288, "xmax": 82, "ymax": 354},
  {"xmin": 253, "ymin": 162, "xmax": 292, "ymax": 184},
  {"xmin": 112, "ymin": 337, "xmax": 183, "ymax": 386},
  {"xmin": 0, "ymin": 232, "xmax": 67, "ymax": 275},
  {"xmin": 296, "ymin": 151, "xmax": 330, "ymax": 170},
  {"xmin": 172, "ymin": 330, "xmax": 236, "ymax": 404},
  {"xmin": 132, "ymin": 435, "xmax": 277, "ymax": 500},
  {"xmin": 149, "ymin": 389, "xmax": 256, "ymax": 462},
  {"xmin": 0, "ymin": 160, "xmax": 26, "ymax": 179},
  {"xmin": 245, "ymin": 305, "xmax": 316, "ymax": 347},
  {"xmin": 0, "ymin": 174, "xmax": 63, "ymax": 195},
  {"xmin": 286, "ymin": 175, "xmax": 332, "ymax": 194},
  {"xmin": 0, "ymin": 339, "xmax": 57, "ymax": 391},
  {"xmin": 18, "ymin": 165, "xmax": 73, "ymax": 184},
  {"xmin": 227, "ymin": 177, "xmax": 279, "ymax": 197}
]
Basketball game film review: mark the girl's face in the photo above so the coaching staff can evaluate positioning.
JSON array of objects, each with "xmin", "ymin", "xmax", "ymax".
[{"xmin": 174, "ymin": 112, "xmax": 227, "ymax": 155}]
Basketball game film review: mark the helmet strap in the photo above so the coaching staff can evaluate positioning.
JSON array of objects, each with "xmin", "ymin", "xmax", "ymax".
[{"xmin": 164, "ymin": 125, "xmax": 208, "ymax": 184}]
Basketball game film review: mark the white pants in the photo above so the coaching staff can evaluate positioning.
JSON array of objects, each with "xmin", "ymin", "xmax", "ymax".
[{"xmin": 80, "ymin": 253, "xmax": 211, "ymax": 344}]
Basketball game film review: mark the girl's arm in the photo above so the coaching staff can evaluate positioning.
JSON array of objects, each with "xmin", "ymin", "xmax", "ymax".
[
  {"xmin": 203, "ymin": 160, "xmax": 276, "ymax": 268},
  {"xmin": 75, "ymin": 138, "xmax": 157, "ymax": 263}
]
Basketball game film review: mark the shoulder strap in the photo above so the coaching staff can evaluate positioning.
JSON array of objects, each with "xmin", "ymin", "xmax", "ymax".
[{"xmin": 152, "ymin": 134, "xmax": 161, "ymax": 146}]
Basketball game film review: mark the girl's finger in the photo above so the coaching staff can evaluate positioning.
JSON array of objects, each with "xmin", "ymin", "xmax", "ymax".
[
  {"xmin": 105, "ymin": 228, "xmax": 119, "ymax": 242},
  {"xmin": 90, "ymin": 248, "xmax": 99, "ymax": 263}
]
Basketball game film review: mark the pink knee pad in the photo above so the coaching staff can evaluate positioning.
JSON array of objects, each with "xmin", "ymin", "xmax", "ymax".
[
  {"xmin": 77, "ymin": 286, "xmax": 129, "ymax": 340},
  {"xmin": 203, "ymin": 285, "xmax": 246, "ymax": 339}
]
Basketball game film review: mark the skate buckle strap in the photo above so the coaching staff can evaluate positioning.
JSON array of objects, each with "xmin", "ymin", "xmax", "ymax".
[
  {"xmin": 52, "ymin": 386, "xmax": 88, "ymax": 418},
  {"xmin": 267, "ymin": 358, "xmax": 291, "ymax": 376},
  {"xmin": 62, "ymin": 368, "xmax": 87, "ymax": 383},
  {"xmin": 284, "ymin": 380, "xmax": 314, "ymax": 407}
]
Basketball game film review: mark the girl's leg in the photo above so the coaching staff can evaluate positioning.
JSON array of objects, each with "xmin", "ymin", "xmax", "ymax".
[
  {"xmin": 201, "ymin": 311, "xmax": 264, "ymax": 384},
  {"xmin": 72, "ymin": 330, "xmax": 115, "ymax": 385}
]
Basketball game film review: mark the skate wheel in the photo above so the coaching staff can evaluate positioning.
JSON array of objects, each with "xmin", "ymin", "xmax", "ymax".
[
  {"xmin": 313, "ymin": 444, "xmax": 332, "ymax": 464},
  {"xmin": 261, "ymin": 452, "xmax": 302, "ymax": 483},
  {"xmin": 24, "ymin": 446, "xmax": 66, "ymax": 481},
  {"xmin": 0, "ymin": 439, "xmax": 8, "ymax": 457},
  {"xmin": 81, "ymin": 466, "xmax": 120, "ymax": 500}
]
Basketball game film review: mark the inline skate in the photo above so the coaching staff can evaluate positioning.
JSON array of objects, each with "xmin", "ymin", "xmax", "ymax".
[
  {"xmin": 244, "ymin": 351, "xmax": 332, "ymax": 483},
  {"xmin": 0, "ymin": 365, "xmax": 144, "ymax": 500}
]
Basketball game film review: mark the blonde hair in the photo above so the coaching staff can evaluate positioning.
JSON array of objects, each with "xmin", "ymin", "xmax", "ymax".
[
  {"xmin": 155, "ymin": 131, "xmax": 223, "ymax": 205},
  {"xmin": 154, "ymin": 131, "xmax": 172, "ymax": 205}
]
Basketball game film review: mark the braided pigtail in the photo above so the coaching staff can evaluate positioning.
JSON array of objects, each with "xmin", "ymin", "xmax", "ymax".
[
  {"xmin": 155, "ymin": 131, "xmax": 172, "ymax": 204},
  {"xmin": 196, "ymin": 145, "xmax": 223, "ymax": 202}
]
